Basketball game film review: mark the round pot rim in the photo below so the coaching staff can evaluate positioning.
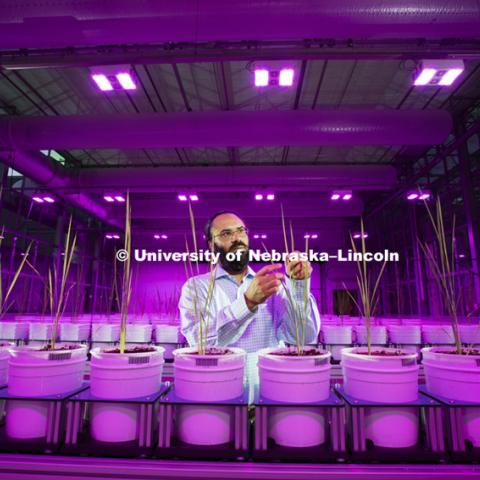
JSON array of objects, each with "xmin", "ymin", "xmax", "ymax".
[
  {"xmin": 91, "ymin": 345, "xmax": 165, "ymax": 357},
  {"xmin": 258, "ymin": 346, "xmax": 331, "ymax": 359},
  {"xmin": 342, "ymin": 346, "xmax": 418, "ymax": 360},
  {"xmin": 421, "ymin": 346, "xmax": 480, "ymax": 359},
  {"xmin": 9, "ymin": 343, "xmax": 87, "ymax": 353},
  {"xmin": 173, "ymin": 346, "xmax": 246, "ymax": 358}
]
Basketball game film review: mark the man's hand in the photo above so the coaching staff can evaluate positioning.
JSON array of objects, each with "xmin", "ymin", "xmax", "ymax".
[
  {"xmin": 244, "ymin": 264, "xmax": 284, "ymax": 311},
  {"xmin": 285, "ymin": 251, "xmax": 312, "ymax": 280}
]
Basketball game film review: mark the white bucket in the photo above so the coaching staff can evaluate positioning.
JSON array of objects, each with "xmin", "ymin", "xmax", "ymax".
[
  {"xmin": 172, "ymin": 347, "xmax": 246, "ymax": 446},
  {"xmin": 422, "ymin": 325, "xmax": 455, "ymax": 345},
  {"xmin": 459, "ymin": 325, "xmax": 480, "ymax": 345},
  {"xmin": 0, "ymin": 344, "xmax": 10, "ymax": 422},
  {"xmin": 89, "ymin": 345, "xmax": 165, "ymax": 443},
  {"xmin": 60, "ymin": 323, "xmax": 91, "ymax": 342},
  {"xmin": 354, "ymin": 325, "xmax": 388, "ymax": 346},
  {"xmin": 6, "ymin": 344, "xmax": 87, "ymax": 439},
  {"xmin": 125, "ymin": 324, "xmax": 152, "ymax": 343},
  {"xmin": 422, "ymin": 347, "xmax": 480, "ymax": 447},
  {"xmin": 322, "ymin": 326, "xmax": 353, "ymax": 361},
  {"xmin": 342, "ymin": 347, "xmax": 419, "ymax": 448},
  {"xmin": 28, "ymin": 322, "xmax": 54, "ymax": 342},
  {"xmin": 91, "ymin": 323, "xmax": 120, "ymax": 350},
  {"xmin": 258, "ymin": 347, "xmax": 331, "ymax": 448},
  {"xmin": 388, "ymin": 325, "xmax": 422, "ymax": 354},
  {"xmin": 155, "ymin": 325, "xmax": 180, "ymax": 360},
  {"xmin": 0, "ymin": 344, "xmax": 10, "ymax": 386},
  {"xmin": 0, "ymin": 322, "xmax": 29, "ymax": 341}
]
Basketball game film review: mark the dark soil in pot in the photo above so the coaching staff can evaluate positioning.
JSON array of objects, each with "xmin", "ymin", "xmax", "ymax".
[
  {"xmin": 105, "ymin": 346, "xmax": 157, "ymax": 354},
  {"xmin": 355, "ymin": 349, "xmax": 411, "ymax": 357},
  {"xmin": 438, "ymin": 348, "xmax": 480, "ymax": 356},
  {"xmin": 38, "ymin": 344, "xmax": 82, "ymax": 351},
  {"xmin": 270, "ymin": 347, "xmax": 326, "ymax": 356},
  {"xmin": 187, "ymin": 347, "xmax": 235, "ymax": 355}
]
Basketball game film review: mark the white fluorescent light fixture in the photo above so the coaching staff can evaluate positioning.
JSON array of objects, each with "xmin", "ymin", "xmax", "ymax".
[
  {"xmin": 32, "ymin": 196, "xmax": 44, "ymax": 203},
  {"xmin": 254, "ymin": 69, "xmax": 269, "ymax": 87},
  {"xmin": 114, "ymin": 195, "xmax": 126, "ymax": 203},
  {"xmin": 266, "ymin": 193, "xmax": 275, "ymax": 201},
  {"xmin": 331, "ymin": 190, "xmax": 352, "ymax": 201},
  {"xmin": 178, "ymin": 194, "xmax": 188, "ymax": 202},
  {"xmin": 104, "ymin": 195, "xmax": 115, "ymax": 203},
  {"xmin": 43, "ymin": 196, "xmax": 55, "ymax": 203},
  {"xmin": 116, "ymin": 72, "xmax": 136, "ymax": 90},
  {"xmin": 189, "ymin": 194, "xmax": 199, "ymax": 201},
  {"xmin": 91, "ymin": 65, "xmax": 138, "ymax": 92},
  {"xmin": 413, "ymin": 60, "xmax": 465, "ymax": 87},
  {"xmin": 91, "ymin": 74, "xmax": 113, "ymax": 91},
  {"xmin": 279, "ymin": 69, "xmax": 294, "ymax": 87}
]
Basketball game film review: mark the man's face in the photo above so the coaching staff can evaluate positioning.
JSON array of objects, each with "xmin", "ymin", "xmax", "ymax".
[{"xmin": 209, "ymin": 213, "xmax": 249, "ymax": 273}]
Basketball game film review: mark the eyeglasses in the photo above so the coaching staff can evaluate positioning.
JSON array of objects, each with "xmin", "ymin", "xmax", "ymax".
[{"xmin": 213, "ymin": 226, "xmax": 249, "ymax": 241}]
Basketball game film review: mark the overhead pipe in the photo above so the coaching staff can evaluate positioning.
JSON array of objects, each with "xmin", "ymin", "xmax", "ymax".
[
  {"xmin": 72, "ymin": 165, "xmax": 397, "ymax": 193},
  {"xmin": 0, "ymin": 150, "xmax": 121, "ymax": 228},
  {"xmin": 0, "ymin": 1, "xmax": 480, "ymax": 49},
  {"xmin": 0, "ymin": 110, "xmax": 452, "ymax": 150}
]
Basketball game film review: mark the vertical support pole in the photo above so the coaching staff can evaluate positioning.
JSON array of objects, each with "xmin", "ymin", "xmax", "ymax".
[
  {"xmin": 409, "ymin": 204, "xmax": 426, "ymax": 316},
  {"xmin": 89, "ymin": 231, "xmax": 102, "ymax": 314},
  {"xmin": 457, "ymin": 124, "xmax": 480, "ymax": 310}
]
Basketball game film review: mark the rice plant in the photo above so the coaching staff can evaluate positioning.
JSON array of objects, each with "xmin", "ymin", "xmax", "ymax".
[
  {"xmin": 418, "ymin": 196, "xmax": 462, "ymax": 353},
  {"xmin": 262, "ymin": 205, "xmax": 311, "ymax": 355},
  {"xmin": 26, "ymin": 216, "xmax": 77, "ymax": 350},
  {"xmin": 183, "ymin": 201, "xmax": 217, "ymax": 355},
  {"xmin": 343, "ymin": 219, "xmax": 387, "ymax": 355},
  {"xmin": 118, "ymin": 192, "xmax": 132, "ymax": 354},
  {"xmin": 0, "ymin": 228, "xmax": 33, "ymax": 321}
]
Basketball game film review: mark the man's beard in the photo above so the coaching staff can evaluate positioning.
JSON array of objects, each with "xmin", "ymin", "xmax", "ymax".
[{"xmin": 215, "ymin": 241, "xmax": 249, "ymax": 274}]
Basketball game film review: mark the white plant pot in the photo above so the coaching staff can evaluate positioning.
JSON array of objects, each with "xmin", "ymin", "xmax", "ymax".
[
  {"xmin": 0, "ymin": 344, "xmax": 9, "ymax": 386},
  {"xmin": 388, "ymin": 325, "xmax": 422, "ymax": 354},
  {"xmin": 173, "ymin": 347, "xmax": 246, "ymax": 446},
  {"xmin": 155, "ymin": 325, "xmax": 180, "ymax": 360},
  {"xmin": 258, "ymin": 347, "xmax": 331, "ymax": 448},
  {"xmin": 422, "ymin": 325, "xmax": 455, "ymax": 345},
  {"xmin": 28, "ymin": 322, "xmax": 54, "ymax": 342},
  {"xmin": 91, "ymin": 323, "xmax": 120, "ymax": 349},
  {"xmin": 155, "ymin": 325, "xmax": 179, "ymax": 343},
  {"xmin": 0, "ymin": 322, "xmax": 29, "ymax": 341},
  {"xmin": 0, "ymin": 344, "xmax": 10, "ymax": 422},
  {"xmin": 60, "ymin": 323, "xmax": 91, "ymax": 342},
  {"xmin": 89, "ymin": 346, "xmax": 164, "ymax": 443},
  {"xmin": 342, "ymin": 347, "xmax": 419, "ymax": 448},
  {"xmin": 422, "ymin": 347, "xmax": 480, "ymax": 447},
  {"xmin": 6, "ymin": 344, "xmax": 87, "ymax": 439},
  {"xmin": 459, "ymin": 325, "xmax": 480, "ymax": 345},
  {"xmin": 322, "ymin": 326, "xmax": 353, "ymax": 361},
  {"xmin": 125, "ymin": 324, "xmax": 152, "ymax": 343},
  {"xmin": 354, "ymin": 325, "xmax": 388, "ymax": 346}
]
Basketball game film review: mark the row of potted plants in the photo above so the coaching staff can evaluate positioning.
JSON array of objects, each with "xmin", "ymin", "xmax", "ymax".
[{"xmin": 0, "ymin": 195, "xmax": 478, "ymax": 451}]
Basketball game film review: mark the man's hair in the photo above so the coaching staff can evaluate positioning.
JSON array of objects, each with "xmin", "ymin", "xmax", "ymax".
[{"xmin": 204, "ymin": 211, "xmax": 243, "ymax": 244}]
